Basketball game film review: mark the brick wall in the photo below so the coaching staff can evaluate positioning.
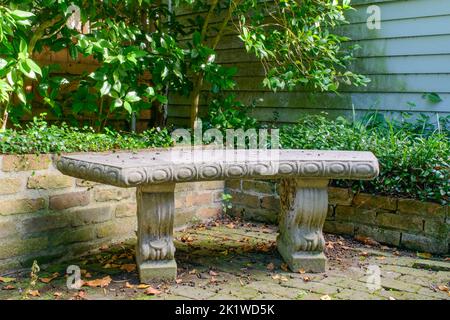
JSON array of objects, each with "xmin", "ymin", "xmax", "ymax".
[
  {"xmin": 226, "ymin": 180, "xmax": 449, "ymax": 254},
  {"xmin": 0, "ymin": 154, "xmax": 224, "ymax": 273}
]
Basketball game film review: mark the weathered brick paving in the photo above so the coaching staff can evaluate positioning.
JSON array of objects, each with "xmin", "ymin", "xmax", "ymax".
[{"xmin": 0, "ymin": 221, "xmax": 448, "ymax": 300}]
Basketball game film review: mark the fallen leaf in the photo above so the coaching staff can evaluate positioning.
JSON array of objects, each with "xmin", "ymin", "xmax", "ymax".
[
  {"xmin": 326, "ymin": 242, "xmax": 334, "ymax": 249},
  {"xmin": 355, "ymin": 235, "xmax": 379, "ymax": 246},
  {"xmin": 83, "ymin": 276, "xmax": 112, "ymax": 288},
  {"xmin": 266, "ymin": 263, "xmax": 275, "ymax": 271},
  {"xmin": 360, "ymin": 251, "xmax": 369, "ymax": 257},
  {"xmin": 144, "ymin": 286, "xmax": 161, "ymax": 295},
  {"xmin": 2, "ymin": 285, "xmax": 15, "ymax": 290},
  {"xmin": 437, "ymin": 285, "xmax": 449, "ymax": 292},
  {"xmin": 444, "ymin": 257, "xmax": 450, "ymax": 261},
  {"xmin": 54, "ymin": 292, "xmax": 63, "ymax": 299},
  {"xmin": 120, "ymin": 264, "xmax": 137, "ymax": 273},
  {"xmin": 103, "ymin": 263, "xmax": 120, "ymax": 269},
  {"xmin": 280, "ymin": 263, "xmax": 289, "ymax": 272},
  {"xmin": 320, "ymin": 294, "xmax": 332, "ymax": 300},
  {"xmin": 272, "ymin": 274, "xmax": 288, "ymax": 282},
  {"xmin": 257, "ymin": 244, "xmax": 271, "ymax": 253},
  {"xmin": 85, "ymin": 273, "xmax": 92, "ymax": 278},
  {"xmin": 124, "ymin": 282, "xmax": 134, "ymax": 289},
  {"xmin": 175, "ymin": 279, "xmax": 183, "ymax": 284},
  {"xmin": 189, "ymin": 269, "xmax": 197, "ymax": 275},
  {"xmin": 100, "ymin": 245, "xmax": 109, "ymax": 251},
  {"xmin": 137, "ymin": 284, "xmax": 150, "ymax": 289},
  {"xmin": 180, "ymin": 234, "xmax": 195, "ymax": 243},
  {"xmin": 416, "ymin": 252, "xmax": 432, "ymax": 259},
  {"xmin": 393, "ymin": 251, "xmax": 400, "ymax": 256},
  {"xmin": 209, "ymin": 270, "xmax": 218, "ymax": 276},
  {"xmin": 72, "ymin": 290, "xmax": 86, "ymax": 300},
  {"xmin": 27, "ymin": 290, "xmax": 40, "ymax": 297},
  {"xmin": 376, "ymin": 256, "xmax": 386, "ymax": 260},
  {"xmin": 0, "ymin": 276, "xmax": 16, "ymax": 283},
  {"xmin": 210, "ymin": 276, "xmax": 217, "ymax": 283},
  {"xmin": 302, "ymin": 276, "xmax": 311, "ymax": 282},
  {"xmin": 389, "ymin": 296, "xmax": 396, "ymax": 300},
  {"xmin": 40, "ymin": 272, "xmax": 59, "ymax": 284},
  {"xmin": 225, "ymin": 223, "xmax": 235, "ymax": 229},
  {"xmin": 298, "ymin": 268, "xmax": 306, "ymax": 274},
  {"xmin": 239, "ymin": 279, "xmax": 245, "ymax": 286}
]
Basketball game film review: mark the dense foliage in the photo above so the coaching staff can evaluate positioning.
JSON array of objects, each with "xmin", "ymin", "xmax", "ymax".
[
  {"xmin": 0, "ymin": 0, "xmax": 188, "ymax": 130},
  {"xmin": 0, "ymin": 116, "xmax": 173, "ymax": 154},
  {"xmin": 1, "ymin": 114, "xmax": 448, "ymax": 204},
  {"xmin": 237, "ymin": 0, "xmax": 368, "ymax": 91},
  {"xmin": 0, "ymin": 0, "xmax": 365, "ymax": 131},
  {"xmin": 280, "ymin": 114, "xmax": 450, "ymax": 204}
]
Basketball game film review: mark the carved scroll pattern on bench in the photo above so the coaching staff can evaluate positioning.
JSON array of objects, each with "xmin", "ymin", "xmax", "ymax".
[
  {"xmin": 57, "ymin": 157, "xmax": 378, "ymax": 188},
  {"xmin": 278, "ymin": 178, "xmax": 328, "ymax": 252}
]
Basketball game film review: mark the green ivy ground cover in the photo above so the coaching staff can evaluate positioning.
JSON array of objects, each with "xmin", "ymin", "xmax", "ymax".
[{"xmin": 1, "ymin": 115, "xmax": 448, "ymax": 204}]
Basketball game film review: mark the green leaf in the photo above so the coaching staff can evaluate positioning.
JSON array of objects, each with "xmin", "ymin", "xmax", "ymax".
[
  {"xmin": 17, "ymin": 87, "xmax": 26, "ymax": 104},
  {"xmin": 69, "ymin": 45, "xmax": 78, "ymax": 60},
  {"xmin": 113, "ymin": 80, "xmax": 122, "ymax": 93},
  {"xmin": 111, "ymin": 98, "xmax": 123, "ymax": 109},
  {"xmin": 193, "ymin": 31, "xmax": 202, "ymax": 46},
  {"xmin": 161, "ymin": 66, "xmax": 169, "ymax": 80},
  {"xmin": 19, "ymin": 60, "xmax": 36, "ymax": 79},
  {"xmin": 19, "ymin": 39, "xmax": 28, "ymax": 54},
  {"xmin": 125, "ymin": 91, "xmax": 141, "ymax": 103},
  {"xmin": 123, "ymin": 101, "xmax": 132, "ymax": 113},
  {"xmin": 25, "ymin": 59, "xmax": 42, "ymax": 76},
  {"xmin": 11, "ymin": 10, "xmax": 34, "ymax": 19},
  {"xmin": 100, "ymin": 81, "xmax": 111, "ymax": 96},
  {"xmin": 0, "ymin": 58, "xmax": 7, "ymax": 69},
  {"xmin": 155, "ymin": 94, "xmax": 168, "ymax": 104},
  {"xmin": 89, "ymin": 71, "xmax": 106, "ymax": 81},
  {"xmin": 145, "ymin": 87, "xmax": 155, "ymax": 96},
  {"xmin": 422, "ymin": 93, "xmax": 442, "ymax": 104}
]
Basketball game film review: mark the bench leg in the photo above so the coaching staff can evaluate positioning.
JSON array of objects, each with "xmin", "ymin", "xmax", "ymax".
[
  {"xmin": 136, "ymin": 184, "xmax": 177, "ymax": 282},
  {"xmin": 277, "ymin": 178, "xmax": 329, "ymax": 273}
]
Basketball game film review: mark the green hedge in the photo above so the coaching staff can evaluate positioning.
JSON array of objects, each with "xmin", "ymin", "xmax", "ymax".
[
  {"xmin": 1, "ymin": 115, "xmax": 448, "ymax": 204},
  {"xmin": 0, "ymin": 118, "xmax": 173, "ymax": 154},
  {"xmin": 280, "ymin": 115, "xmax": 449, "ymax": 204}
]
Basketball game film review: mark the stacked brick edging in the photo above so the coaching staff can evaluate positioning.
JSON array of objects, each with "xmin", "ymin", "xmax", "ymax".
[
  {"xmin": 0, "ymin": 154, "xmax": 224, "ymax": 273},
  {"xmin": 226, "ymin": 180, "xmax": 449, "ymax": 254}
]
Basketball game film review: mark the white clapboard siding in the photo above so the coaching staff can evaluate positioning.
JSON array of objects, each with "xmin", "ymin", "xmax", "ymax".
[{"xmin": 168, "ymin": 0, "xmax": 450, "ymax": 125}]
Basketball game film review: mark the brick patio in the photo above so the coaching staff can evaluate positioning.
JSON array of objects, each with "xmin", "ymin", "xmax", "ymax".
[{"xmin": 0, "ymin": 219, "xmax": 448, "ymax": 300}]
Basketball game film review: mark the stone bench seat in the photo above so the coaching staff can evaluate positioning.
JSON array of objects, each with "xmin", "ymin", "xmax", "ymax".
[{"xmin": 57, "ymin": 149, "xmax": 379, "ymax": 282}]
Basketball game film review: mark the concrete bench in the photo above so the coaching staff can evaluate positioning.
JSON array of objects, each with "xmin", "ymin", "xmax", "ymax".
[{"xmin": 57, "ymin": 149, "xmax": 379, "ymax": 282}]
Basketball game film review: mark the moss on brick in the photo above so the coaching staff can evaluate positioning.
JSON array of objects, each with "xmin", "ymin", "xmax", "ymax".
[
  {"xmin": 27, "ymin": 174, "xmax": 73, "ymax": 190},
  {"xmin": 2, "ymin": 154, "xmax": 51, "ymax": 172},
  {"xmin": 0, "ymin": 198, "xmax": 46, "ymax": 216}
]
